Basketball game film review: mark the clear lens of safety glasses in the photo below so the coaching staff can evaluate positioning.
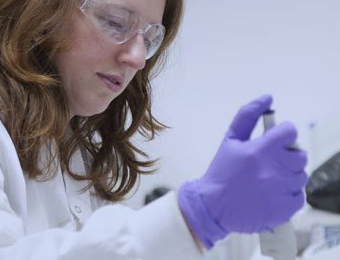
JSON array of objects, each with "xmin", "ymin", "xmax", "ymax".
[
  {"xmin": 79, "ymin": 0, "xmax": 166, "ymax": 60},
  {"xmin": 139, "ymin": 24, "xmax": 165, "ymax": 59}
]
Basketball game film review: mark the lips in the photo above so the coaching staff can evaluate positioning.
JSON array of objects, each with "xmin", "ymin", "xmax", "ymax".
[
  {"xmin": 97, "ymin": 73, "xmax": 123, "ymax": 85},
  {"xmin": 97, "ymin": 73, "xmax": 124, "ymax": 93}
]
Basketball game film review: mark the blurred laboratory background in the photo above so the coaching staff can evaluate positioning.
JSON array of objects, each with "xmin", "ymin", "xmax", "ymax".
[{"xmin": 124, "ymin": 0, "xmax": 340, "ymax": 259}]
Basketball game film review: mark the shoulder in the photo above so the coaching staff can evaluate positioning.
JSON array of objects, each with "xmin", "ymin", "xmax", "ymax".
[
  {"xmin": 0, "ymin": 119, "xmax": 20, "ymax": 162},
  {"xmin": 0, "ymin": 117, "xmax": 24, "ymax": 174},
  {"xmin": 0, "ymin": 118, "xmax": 27, "ymax": 224},
  {"xmin": 0, "ymin": 118, "xmax": 24, "ymax": 191}
]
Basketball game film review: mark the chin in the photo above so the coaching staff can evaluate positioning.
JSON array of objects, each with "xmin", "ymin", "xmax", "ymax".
[{"xmin": 72, "ymin": 104, "xmax": 109, "ymax": 118}]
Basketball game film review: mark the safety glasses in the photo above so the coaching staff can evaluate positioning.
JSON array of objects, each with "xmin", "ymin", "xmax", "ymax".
[{"xmin": 79, "ymin": 0, "xmax": 166, "ymax": 60}]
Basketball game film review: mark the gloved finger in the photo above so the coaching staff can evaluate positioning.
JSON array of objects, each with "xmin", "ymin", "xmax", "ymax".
[
  {"xmin": 279, "ymin": 171, "xmax": 308, "ymax": 194},
  {"xmin": 227, "ymin": 94, "xmax": 273, "ymax": 141},
  {"xmin": 273, "ymin": 192, "xmax": 305, "ymax": 224},
  {"xmin": 261, "ymin": 121, "xmax": 298, "ymax": 149},
  {"xmin": 289, "ymin": 191, "xmax": 305, "ymax": 213},
  {"xmin": 276, "ymin": 149, "xmax": 308, "ymax": 172}
]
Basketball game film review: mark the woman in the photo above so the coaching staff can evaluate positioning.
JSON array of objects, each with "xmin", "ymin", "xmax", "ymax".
[{"xmin": 0, "ymin": 0, "xmax": 308, "ymax": 259}]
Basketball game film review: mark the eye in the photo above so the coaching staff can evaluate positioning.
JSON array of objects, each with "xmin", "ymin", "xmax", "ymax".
[
  {"xmin": 144, "ymin": 38, "xmax": 154, "ymax": 50},
  {"xmin": 97, "ymin": 14, "xmax": 127, "ymax": 33}
]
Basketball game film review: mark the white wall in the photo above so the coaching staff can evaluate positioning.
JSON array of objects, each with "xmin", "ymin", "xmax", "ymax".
[{"xmin": 124, "ymin": 0, "xmax": 340, "ymax": 209}]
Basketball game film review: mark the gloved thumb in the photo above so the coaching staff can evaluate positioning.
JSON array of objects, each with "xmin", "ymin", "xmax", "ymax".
[{"xmin": 227, "ymin": 94, "xmax": 273, "ymax": 141}]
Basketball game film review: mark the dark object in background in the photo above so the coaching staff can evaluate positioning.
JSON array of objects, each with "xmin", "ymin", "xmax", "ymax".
[
  {"xmin": 306, "ymin": 151, "xmax": 340, "ymax": 214},
  {"xmin": 144, "ymin": 186, "xmax": 171, "ymax": 205}
]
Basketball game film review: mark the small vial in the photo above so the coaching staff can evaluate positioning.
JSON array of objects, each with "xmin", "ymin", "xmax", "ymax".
[{"xmin": 260, "ymin": 110, "xmax": 298, "ymax": 260}]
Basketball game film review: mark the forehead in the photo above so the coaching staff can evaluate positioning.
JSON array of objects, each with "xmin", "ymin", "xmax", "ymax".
[{"xmin": 93, "ymin": 0, "xmax": 166, "ymax": 24}]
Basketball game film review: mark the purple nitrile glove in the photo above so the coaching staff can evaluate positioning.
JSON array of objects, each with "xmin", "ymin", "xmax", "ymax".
[{"xmin": 178, "ymin": 94, "xmax": 308, "ymax": 249}]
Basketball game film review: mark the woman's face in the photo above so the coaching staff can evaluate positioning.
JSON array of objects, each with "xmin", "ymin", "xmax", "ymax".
[{"xmin": 54, "ymin": 0, "xmax": 166, "ymax": 118}]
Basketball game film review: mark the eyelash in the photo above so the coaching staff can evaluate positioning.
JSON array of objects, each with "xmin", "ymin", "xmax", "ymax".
[{"xmin": 98, "ymin": 15, "xmax": 127, "ymax": 33}]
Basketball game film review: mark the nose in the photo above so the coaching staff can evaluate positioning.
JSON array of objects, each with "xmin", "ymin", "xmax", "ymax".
[{"xmin": 116, "ymin": 34, "xmax": 146, "ymax": 70}]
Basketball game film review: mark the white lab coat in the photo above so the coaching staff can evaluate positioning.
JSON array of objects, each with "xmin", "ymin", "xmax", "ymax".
[{"xmin": 0, "ymin": 119, "xmax": 203, "ymax": 260}]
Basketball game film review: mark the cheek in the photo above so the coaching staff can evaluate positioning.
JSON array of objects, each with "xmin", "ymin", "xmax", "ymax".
[
  {"xmin": 64, "ymin": 44, "xmax": 104, "ymax": 74},
  {"xmin": 53, "ymin": 47, "xmax": 105, "ymax": 116},
  {"xmin": 56, "ymin": 16, "xmax": 110, "ymax": 76},
  {"xmin": 52, "ymin": 16, "xmax": 125, "ymax": 116},
  {"xmin": 55, "ymin": 34, "xmax": 108, "ymax": 90}
]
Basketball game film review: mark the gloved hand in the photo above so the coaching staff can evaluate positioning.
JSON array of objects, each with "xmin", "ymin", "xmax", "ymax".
[{"xmin": 178, "ymin": 94, "xmax": 308, "ymax": 249}]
